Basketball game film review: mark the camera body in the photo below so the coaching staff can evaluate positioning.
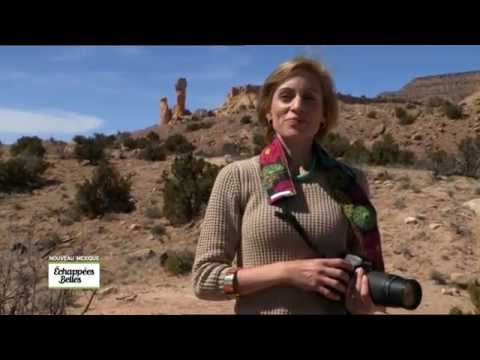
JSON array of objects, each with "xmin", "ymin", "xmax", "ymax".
[{"xmin": 344, "ymin": 254, "xmax": 422, "ymax": 310}]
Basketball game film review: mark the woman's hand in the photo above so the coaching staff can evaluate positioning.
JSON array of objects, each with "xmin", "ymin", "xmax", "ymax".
[
  {"xmin": 285, "ymin": 258, "xmax": 354, "ymax": 301},
  {"xmin": 345, "ymin": 268, "xmax": 386, "ymax": 314}
]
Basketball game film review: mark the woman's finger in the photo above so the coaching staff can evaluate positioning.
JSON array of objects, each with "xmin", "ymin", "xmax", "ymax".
[
  {"xmin": 320, "ymin": 275, "xmax": 347, "ymax": 294},
  {"xmin": 317, "ymin": 285, "xmax": 341, "ymax": 301},
  {"xmin": 321, "ymin": 259, "xmax": 354, "ymax": 273},
  {"xmin": 320, "ymin": 267, "xmax": 351, "ymax": 286},
  {"xmin": 355, "ymin": 268, "xmax": 363, "ymax": 293},
  {"xmin": 360, "ymin": 274, "xmax": 371, "ymax": 304}
]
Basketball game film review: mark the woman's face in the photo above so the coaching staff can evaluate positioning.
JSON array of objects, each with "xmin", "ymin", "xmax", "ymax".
[{"xmin": 267, "ymin": 69, "xmax": 325, "ymax": 143}]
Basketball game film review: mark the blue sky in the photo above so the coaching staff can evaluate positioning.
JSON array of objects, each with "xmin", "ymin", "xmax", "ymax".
[{"xmin": 1, "ymin": 45, "xmax": 479, "ymax": 144}]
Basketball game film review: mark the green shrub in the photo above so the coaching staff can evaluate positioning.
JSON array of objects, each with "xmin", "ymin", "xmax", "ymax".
[
  {"xmin": 74, "ymin": 161, "xmax": 135, "ymax": 218},
  {"xmin": 163, "ymin": 250, "xmax": 195, "ymax": 275},
  {"xmin": 457, "ymin": 135, "xmax": 480, "ymax": 178},
  {"xmin": 162, "ymin": 153, "xmax": 221, "ymax": 225},
  {"xmin": 444, "ymin": 101, "xmax": 463, "ymax": 120},
  {"xmin": 139, "ymin": 143, "xmax": 166, "ymax": 162},
  {"xmin": 151, "ymin": 224, "xmax": 166, "ymax": 237},
  {"xmin": 343, "ymin": 140, "xmax": 371, "ymax": 164},
  {"xmin": 426, "ymin": 150, "xmax": 457, "ymax": 177},
  {"xmin": 186, "ymin": 123, "xmax": 201, "ymax": 132},
  {"xmin": 222, "ymin": 143, "xmax": 241, "ymax": 156},
  {"xmin": 164, "ymin": 134, "xmax": 195, "ymax": 154},
  {"xmin": 397, "ymin": 149, "xmax": 416, "ymax": 166},
  {"xmin": 395, "ymin": 107, "xmax": 406, "ymax": 118},
  {"xmin": 399, "ymin": 114, "xmax": 416, "ymax": 125},
  {"xmin": 58, "ymin": 207, "xmax": 82, "ymax": 226},
  {"xmin": 370, "ymin": 134, "xmax": 408, "ymax": 165},
  {"xmin": 122, "ymin": 137, "xmax": 137, "ymax": 150},
  {"xmin": 323, "ymin": 133, "xmax": 351, "ymax": 158},
  {"xmin": 186, "ymin": 122, "xmax": 214, "ymax": 132},
  {"xmin": 395, "ymin": 107, "xmax": 416, "ymax": 125},
  {"xmin": 426, "ymin": 97, "xmax": 447, "ymax": 108},
  {"xmin": 0, "ymin": 155, "xmax": 48, "ymax": 192},
  {"xmin": 112, "ymin": 132, "xmax": 130, "ymax": 149},
  {"xmin": 145, "ymin": 206, "xmax": 162, "ymax": 219},
  {"xmin": 146, "ymin": 131, "xmax": 160, "ymax": 142},
  {"xmin": 122, "ymin": 136, "xmax": 150, "ymax": 151},
  {"xmin": 449, "ymin": 306, "xmax": 464, "ymax": 315},
  {"xmin": 73, "ymin": 135, "xmax": 106, "ymax": 165},
  {"xmin": 10, "ymin": 136, "xmax": 46, "ymax": 158},
  {"xmin": 93, "ymin": 133, "xmax": 116, "ymax": 148}
]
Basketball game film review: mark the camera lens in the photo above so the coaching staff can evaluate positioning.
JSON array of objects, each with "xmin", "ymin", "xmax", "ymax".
[
  {"xmin": 402, "ymin": 279, "xmax": 423, "ymax": 310},
  {"xmin": 367, "ymin": 272, "xmax": 422, "ymax": 310}
]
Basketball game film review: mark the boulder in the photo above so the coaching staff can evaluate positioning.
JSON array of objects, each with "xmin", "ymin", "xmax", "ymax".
[
  {"xmin": 463, "ymin": 199, "xmax": 480, "ymax": 216},
  {"xmin": 404, "ymin": 217, "xmax": 418, "ymax": 225}
]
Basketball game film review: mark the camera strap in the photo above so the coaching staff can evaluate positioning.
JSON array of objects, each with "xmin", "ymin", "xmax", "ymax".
[
  {"xmin": 274, "ymin": 202, "xmax": 320, "ymax": 255},
  {"xmin": 260, "ymin": 136, "xmax": 385, "ymax": 271}
]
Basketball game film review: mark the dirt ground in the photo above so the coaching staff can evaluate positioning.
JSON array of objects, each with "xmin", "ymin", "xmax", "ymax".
[
  {"xmin": 2, "ymin": 93, "xmax": 480, "ymax": 315},
  {"xmin": 1, "ymin": 151, "xmax": 478, "ymax": 315}
]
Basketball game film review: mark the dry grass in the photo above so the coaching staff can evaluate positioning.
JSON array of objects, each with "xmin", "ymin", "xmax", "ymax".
[
  {"xmin": 151, "ymin": 224, "xmax": 166, "ymax": 238},
  {"xmin": 392, "ymin": 197, "xmax": 407, "ymax": 209},
  {"xmin": 411, "ymin": 185, "xmax": 422, "ymax": 193},
  {"xmin": 58, "ymin": 207, "xmax": 82, "ymax": 226},
  {"xmin": 145, "ymin": 206, "xmax": 162, "ymax": 220},
  {"xmin": 0, "ymin": 238, "xmax": 77, "ymax": 314},
  {"xmin": 12, "ymin": 203, "xmax": 24, "ymax": 211}
]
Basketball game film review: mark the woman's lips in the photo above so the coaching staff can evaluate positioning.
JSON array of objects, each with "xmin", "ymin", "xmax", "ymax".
[{"xmin": 286, "ymin": 117, "xmax": 306, "ymax": 124}]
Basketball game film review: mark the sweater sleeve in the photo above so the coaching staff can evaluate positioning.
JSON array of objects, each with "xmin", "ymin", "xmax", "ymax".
[{"xmin": 191, "ymin": 162, "xmax": 243, "ymax": 301}]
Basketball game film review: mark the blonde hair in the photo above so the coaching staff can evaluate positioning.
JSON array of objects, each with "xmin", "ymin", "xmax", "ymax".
[{"xmin": 257, "ymin": 56, "xmax": 339, "ymax": 143}]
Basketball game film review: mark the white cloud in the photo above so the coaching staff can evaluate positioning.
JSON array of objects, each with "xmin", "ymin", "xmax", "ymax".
[{"xmin": 0, "ymin": 108, "xmax": 104, "ymax": 133}]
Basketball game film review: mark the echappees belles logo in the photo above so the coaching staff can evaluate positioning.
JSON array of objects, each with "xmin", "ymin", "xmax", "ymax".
[{"xmin": 48, "ymin": 256, "xmax": 100, "ymax": 289}]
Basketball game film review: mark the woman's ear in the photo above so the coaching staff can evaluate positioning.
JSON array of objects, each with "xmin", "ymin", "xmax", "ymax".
[{"xmin": 266, "ymin": 114, "xmax": 272, "ymax": 125}]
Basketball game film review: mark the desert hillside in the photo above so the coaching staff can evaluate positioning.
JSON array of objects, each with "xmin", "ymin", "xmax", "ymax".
[{"xmin": 1, "ymin": 70, "xmax": 479, "ymax": 315}]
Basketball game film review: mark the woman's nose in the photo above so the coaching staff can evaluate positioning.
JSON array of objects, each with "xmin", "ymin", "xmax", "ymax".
[{"xmin": 290, "ymin": 95, "xmax": 303, "ymax": 112}]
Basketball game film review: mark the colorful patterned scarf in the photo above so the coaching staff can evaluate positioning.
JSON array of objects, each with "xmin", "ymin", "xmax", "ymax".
[{"xmin": 259, "ymin": 136, "xmax": 385, "ymax": 271}]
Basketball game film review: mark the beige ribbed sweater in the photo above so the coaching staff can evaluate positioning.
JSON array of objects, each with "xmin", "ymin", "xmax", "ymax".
[{"xmin": 192, "ymin": 155, "xmax": 370, "ymax": 314}]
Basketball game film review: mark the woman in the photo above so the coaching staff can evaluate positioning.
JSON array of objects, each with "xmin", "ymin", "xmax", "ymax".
[{"xmin": 192, "ymin": 57, "xmax": 386, "ymax": 314}]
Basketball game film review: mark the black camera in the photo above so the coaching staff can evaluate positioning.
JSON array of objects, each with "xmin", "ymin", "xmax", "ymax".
[{"xmin": 344, "ymin": 254, "xmax": 422, "ymax": 310}]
